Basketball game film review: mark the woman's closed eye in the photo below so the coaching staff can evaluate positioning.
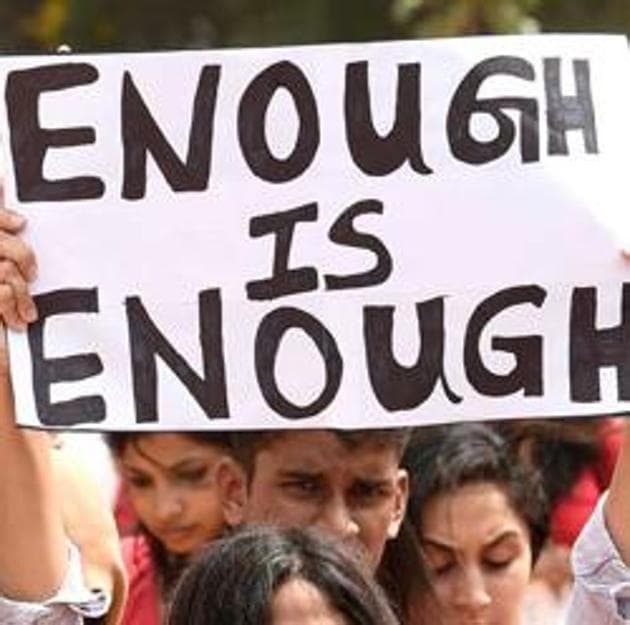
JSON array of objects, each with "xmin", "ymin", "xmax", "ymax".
[
  {"xmin": 423, "ymin": 544, "xmax": 456, "ymax": 577},
  {"xmin": 431, "ymin": 560, "xmax": 457, "ymax": 576},
  {"xmin": 483, "ymin": 556, "xmax": 513, "ymax": 571},
  {"xmin": 482, "ymin": 538, "xmax": 521, "ymax": 572},
  {"xmin": 127, "ymin": 473, "xmax": 152, "ymax": 489},
  {"xmin": 174, "ymin": 466, "xmax": 208, "ymax": 484}
]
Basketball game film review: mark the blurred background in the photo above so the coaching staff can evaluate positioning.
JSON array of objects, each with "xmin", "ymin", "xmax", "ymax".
[{"xmin": 0, "ymin": 0, "xmax": 628, "ymax": 52}]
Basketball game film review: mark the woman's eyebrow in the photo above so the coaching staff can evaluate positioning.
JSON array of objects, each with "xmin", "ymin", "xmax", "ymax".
[
  {"xmin": 120, "ymin": 462, "xmax": 145, "ymax": 474},
  {"xmin": 123, "ymin": 455, "xmax": 205, "ymax": 473},
  {"xmin": 421, "ymin": 537, "xmax": 457, "ymax": 554},
  {"xmin": 483, "ymin": 530, "xmax": 521, "ymax": 549},
  {"xmin": 168, "ymin": 458, "xmax": 207, "ymax": 471},
  {"xmin": 421, "ymin": 529, "xmax": 522, "ymax": 554}
]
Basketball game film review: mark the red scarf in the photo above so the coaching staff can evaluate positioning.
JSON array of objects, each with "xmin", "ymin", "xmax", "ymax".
[{"xmin": 120, "ymin": 534, "xmax": 161, "ymax": 625}]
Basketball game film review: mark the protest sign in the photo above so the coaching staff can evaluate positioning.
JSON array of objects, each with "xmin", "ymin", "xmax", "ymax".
[{"xmin": 1, "ymin": 34, "xmax": 630, "ymax": 430}]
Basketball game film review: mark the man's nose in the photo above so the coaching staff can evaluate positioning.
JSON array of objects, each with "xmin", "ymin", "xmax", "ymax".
[{"xmin": 316, "ymin": 495, "xmax": 361, "ymax": 540}]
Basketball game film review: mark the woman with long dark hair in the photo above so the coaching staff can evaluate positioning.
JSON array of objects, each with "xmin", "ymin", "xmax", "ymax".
[
  {"xmin": 105, "ymin": 432, "xmax": 234, "ymax": 625},
  {"xmin": 400, "ymin": 423, "xmax": 549, "ymax": 625}
]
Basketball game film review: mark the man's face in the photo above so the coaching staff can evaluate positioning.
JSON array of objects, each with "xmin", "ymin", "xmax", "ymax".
[{"xmin": 242, "ymin": 430, "xmax": 408, "ymax": 570}]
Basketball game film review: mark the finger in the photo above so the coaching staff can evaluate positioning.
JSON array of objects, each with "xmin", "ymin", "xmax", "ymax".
[
  {"xmin": 0, "ymin": 321, "xmax": 9, "ymax": 377},
  {"xmin": 0, "ymin": 284, "xmax": 24, "ymax": 330},
  {"xmin": 0, "ymin": 231, "xmax": 37, "ymax": 282},
  {"xmin": 0, "ymin": 260, "xmax": 37, "ymax": 324},
  {"xmin": 0, "ymin": 206, "xmax": 27, "ymax": 234}
]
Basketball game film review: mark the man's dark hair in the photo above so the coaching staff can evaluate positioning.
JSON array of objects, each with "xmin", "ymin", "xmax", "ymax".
[
  {"xmin": 167, "ymin": 525, "xmax": 400, "ymax": 625},
  {"xmin": 230, "ymin": 428, "xmax": 411, "ymax": 478}
]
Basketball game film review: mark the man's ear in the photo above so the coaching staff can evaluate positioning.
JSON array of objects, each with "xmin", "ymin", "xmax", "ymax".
[
  {"xmin": 215, "ymin": 456, "xmax": 248, "ymax": 529},
  {"xmin": 387, "ymin": 468, "xmax": 410, "ymax": 539}
]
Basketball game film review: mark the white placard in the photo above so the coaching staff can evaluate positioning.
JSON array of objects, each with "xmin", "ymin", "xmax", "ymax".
[{"xmin": 1, "ymin": 34, "xmax": 630, "ymax": 430}]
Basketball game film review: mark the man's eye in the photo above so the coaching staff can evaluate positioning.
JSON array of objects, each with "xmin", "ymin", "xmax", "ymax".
[
  {"xmin": 352, "ymin": 483, "xmax": 387, "ymax": 501},
  {"xmin": 282, "ymin": 480, "xmax": 320, "ymax": 495}
]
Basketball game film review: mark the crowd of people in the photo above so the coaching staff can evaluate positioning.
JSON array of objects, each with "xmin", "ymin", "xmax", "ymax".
[{"xmin": 1, "ymin": 204, "xmax": 630, "ymax": 625}]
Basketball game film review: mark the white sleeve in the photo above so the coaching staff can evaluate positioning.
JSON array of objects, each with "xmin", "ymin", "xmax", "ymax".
[
  {"xmin": 565, "ymin": 494, "xmax": 630, "ymax": 624},
  {"xmin": 0, "ymin": 542, "xmax": 110, "ymax": 625}
]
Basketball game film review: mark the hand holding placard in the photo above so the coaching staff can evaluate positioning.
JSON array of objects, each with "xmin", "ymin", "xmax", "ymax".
[{"xmin": 1, "ymin": 35, "xmax": 629, "ymax": 430}]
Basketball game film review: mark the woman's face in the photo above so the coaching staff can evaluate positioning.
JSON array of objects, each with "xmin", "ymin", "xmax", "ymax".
[
  {"xmin": 117, "ymin": 434, "xmax": 229, "ymax": 555},
  {"xmin": 271, "ymin": 578, "xmax": 348, "ymax": 625},
  {"xmin": 411, "ymin": 481, "xmax": 532, "ymax": 625}
]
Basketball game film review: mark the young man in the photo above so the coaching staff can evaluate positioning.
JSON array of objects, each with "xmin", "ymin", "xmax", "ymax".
[{"xmin": 218, "ymin": 429, "xmax": 410, "ymax": 570}]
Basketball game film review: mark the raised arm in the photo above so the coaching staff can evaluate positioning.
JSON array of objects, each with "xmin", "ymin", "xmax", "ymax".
[
  {"xmin": 0, "ymin": 202, "xmax": 68, "ymax": 600},
  {"xmin": 0, "ymin": 327, "xmax": 67, "ymax": 600}
]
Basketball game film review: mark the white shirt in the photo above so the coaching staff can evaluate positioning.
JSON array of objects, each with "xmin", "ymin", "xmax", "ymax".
[
  {"xmin": 0, "ymin": 543, "xmax": 109, "ymax": 625},
  {"xmin": 566, "ymin": 496, "xmax": 630, "ymax": 624}
]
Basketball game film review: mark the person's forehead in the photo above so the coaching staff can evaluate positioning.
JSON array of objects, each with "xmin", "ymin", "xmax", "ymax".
[
  {"xmin": 253, "ymin": 430, "xmax": 399, "ymax": 473},
  {"xmin": 272, "ymin": 578, "xmax": 347, "ymax": 625},
  {"xmin": 121, "ymin": 434, "xmax": 220, "ymax": 470},
  {"xmin": 421, "ymin": 482, "xmax": 529, "ymax": 547}
]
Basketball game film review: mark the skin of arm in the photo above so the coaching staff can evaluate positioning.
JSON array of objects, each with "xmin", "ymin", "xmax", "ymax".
[
  {"xmin": 0, "ymin": 203, "xmax": 126, "ymax": 619},
  {"xmin": 603, "ymin": 418, "xmax": 630, "ymax": 565},
  {"xmin": 0, "ymin": 202, "xmax": 73, "ymax": 600},
  {"xmin": 0, "ymin": 203, "xmax": 127, "ymax": 618},
  {"xmin": 52, "ymin": 443, "xmax": 128, "ymax": 624},
  {"xmin": 0, "ymin": 328, "xmax": 68, "ymax": 601}
]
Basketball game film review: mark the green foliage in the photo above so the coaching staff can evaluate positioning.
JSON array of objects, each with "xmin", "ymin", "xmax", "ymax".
[
  {"xmin": 4, "ymin": 0, "xmax": 400, "ymax": 51},
  {"xmin": 533, "ymin": 0, "xmax": 630, "ymax": 33},
  {"xmin": 0, "ymin": 0, "xmax": 627, "ymax": 52},
  {"xmin": 393, "ymin": 0, "xmax": 541, "ymax": 37}
]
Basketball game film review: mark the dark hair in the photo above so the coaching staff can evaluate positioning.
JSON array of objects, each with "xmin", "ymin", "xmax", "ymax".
[
  {"xmin": 168, "ymin": 526, "xmax": 400, "ymax": 625},
  {"xmin": 231, "ymin": 428, "xmax": 410, "ymax": 478},
  {"xmin": 104, "ymin": 431, "xmax": 233, "ymax": 458},
  {"xmin": 404, "ymin": 423, "xmax": 549, "ymax": 563},
  {"xmin": 496, "ymin": 417, "xmax": 600, "ymax": 508},
  {"xmin": 377, "ymin": 518, "xmax": 432, "ymax": 622}
]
